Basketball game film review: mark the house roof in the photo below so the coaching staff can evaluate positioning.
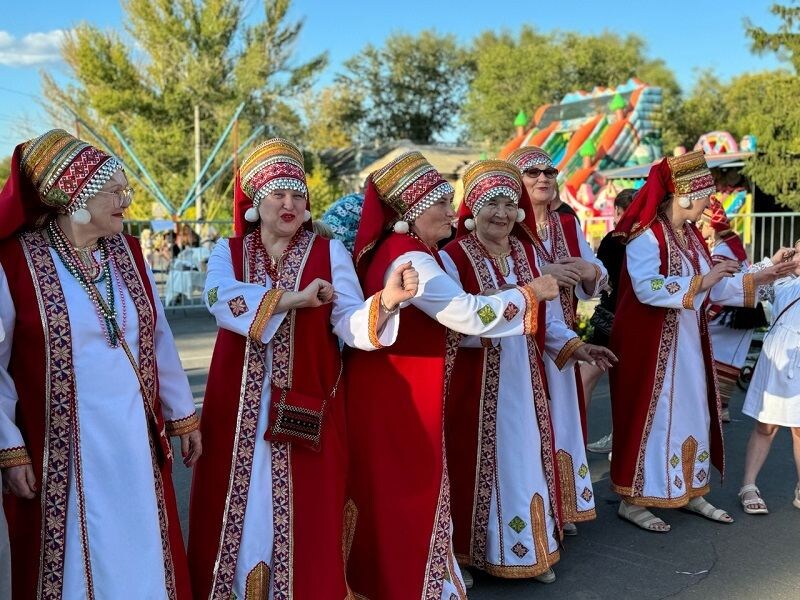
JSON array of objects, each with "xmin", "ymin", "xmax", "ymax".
[
  {"xmin": 356, "ymin": 142, "xmax": 483, "ymax": 182},
  {"xmin": 599, "ymin": 151, "xmax": 754, "ymax": 180}
]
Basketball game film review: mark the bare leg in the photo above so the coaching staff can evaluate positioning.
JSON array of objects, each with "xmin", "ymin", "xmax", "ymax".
[
  {"xmin": 580, "ymin": 361, "xmax": 604, "ymax": 411},
  {"xmin": 742, "ymin": 422, "xmax": 780, "ymax": 488},
  {"xmin": 791, "ymin": 427, "xmax": 800, "ymax": 483}
]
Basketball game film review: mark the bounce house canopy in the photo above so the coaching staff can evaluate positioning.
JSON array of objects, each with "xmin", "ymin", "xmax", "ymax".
[{"xmin": 499, "ymin": 77, "xmax": 664, "ymax": 221}]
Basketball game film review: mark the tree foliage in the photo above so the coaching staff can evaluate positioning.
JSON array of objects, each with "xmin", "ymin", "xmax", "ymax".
[
  {"xmin": 41, "ymin": 0, "xmax": 325, "ymax": 219},
  {"xmin": 739, "ymin": 2, "xmax": 800, "ymax": 209},
  {"xmin": 462, "ymin": 27, "xmax": 681, "ymax": 146},
  {"xmin": 669, "ymin": 70, "xmax": 730, "ymax": 150},
  {"xmin": 305, "ymin": 155, "xmax": 344, "ymax": 218},
  {"xmin": 336, "ymin": 30, "xmax": 472, "ymax": 144},
  {"xmin": 746, "ymin": 1, "xmax": 800, "ymax": 73},
  {"xmin": 0, "ymin": 155, "xmax": 10, "ymax": 189},
  {"xmin": 302, "ymin": 84, "xmax": 364, "ymax": 151}
]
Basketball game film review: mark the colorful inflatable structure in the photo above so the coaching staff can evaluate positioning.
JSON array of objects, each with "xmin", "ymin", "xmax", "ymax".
[
  {"xmin": 595, "ymin": 131, "xmax": 756, "ymax": 245},
  {"xmin": 500, "ymin": 78, "xmax": 663, "ymax": 220}
]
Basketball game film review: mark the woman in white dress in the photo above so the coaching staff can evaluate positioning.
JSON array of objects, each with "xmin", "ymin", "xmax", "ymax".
[
  {"xmin": 740, "ymin": 244, "xmax": 800, "ymax": 513},
  {"xmin": 443, "ymin": 160, "xmax": 615, "ymax": 587},
  {"xmin": 0, "ymin": 129, "xmax": 201, "ymax": 599},
  {"xmin": 609, "ymin": 150, "xmax": 792, "ymax": 533}
]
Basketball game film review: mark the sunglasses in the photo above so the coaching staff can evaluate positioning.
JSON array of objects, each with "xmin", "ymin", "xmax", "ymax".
[{"xmin": 523, "ymin": 167, "xmax": 558, "ymax": 179}]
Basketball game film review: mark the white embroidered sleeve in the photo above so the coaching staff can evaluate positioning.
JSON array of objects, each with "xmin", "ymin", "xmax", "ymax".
[
  {"xmin": 438, "ymin": 250, "xmax": 495, "ymax": 348},
  {"xmin": 628, "ymin": 230, "xmax": 707, "ymax": 310},
  {"xmin": 0, "ymin": 264, "xmax": 29, "ymax": 467},
  {"xmin": 329, "ymin": 239, "xmax": 399, "ymax": 350},
  {"xmin": 204, "ymin": 238, "xmax": 287, "ymax": 343},
  {"xmin": 542, "ymin": 300, "xmax": 582, "ymax": 370},
  {"xmin": 144, "ymin": 266, "xmax": 198, "ymax": 435},
  {"xmin": 573, "ymin": 218, "xmax": 609, "ymax": 301},
  {"xmin": 387, "ymin": 251, "xmax": 537, "ymax": 337}
]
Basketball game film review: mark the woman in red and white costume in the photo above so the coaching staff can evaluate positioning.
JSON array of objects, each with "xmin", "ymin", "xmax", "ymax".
[
  {"xmin": 442, "ymin": 160, "xmax": 615, "ymax": 587},
  {"xmin": 0, "ymin": 129, "xmax": 200, "ymax": 599},
  {"xmin": 609, "ymin": 150, "xmax": 791, "ymax": 533},
  {"xmin": 187, "ymin": 138, "xmax": 416, "ymax": 600},
  {"xmin": 508, "ymin": 146, "xmax": 608, "ymax": 535}
]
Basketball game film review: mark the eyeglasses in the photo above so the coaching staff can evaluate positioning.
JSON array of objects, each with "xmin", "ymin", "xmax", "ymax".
[
  {"xmin": 96, "ymin": 187, "xmax": 134, "ymax": 209},
  {"xmin": 523, "ymin": 167, "xmax": 558, "ymax": 179}
]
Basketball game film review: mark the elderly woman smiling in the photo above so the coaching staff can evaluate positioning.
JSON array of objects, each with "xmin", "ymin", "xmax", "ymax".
[{"xmin": 0, "ymin": 129, "xmax": 200, "ymax": 599}]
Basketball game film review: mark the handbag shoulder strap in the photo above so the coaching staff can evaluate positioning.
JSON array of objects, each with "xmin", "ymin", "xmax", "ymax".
[{"xmin": 770, "ymin": 295, "xmax": 800, "ymax": 331}]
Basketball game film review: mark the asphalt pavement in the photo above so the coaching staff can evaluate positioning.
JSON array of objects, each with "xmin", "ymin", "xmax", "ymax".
[{"xmin": 166, "ymin": 311, "xmax": 800, "ymax": 600}]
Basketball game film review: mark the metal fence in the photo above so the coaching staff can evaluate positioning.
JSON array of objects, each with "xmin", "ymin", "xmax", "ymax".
[
  {"xmin": 583, "ymin": 212, "xmax": 800, "ymax": 261},
  {"xmin": 129, "ymin": 213, "xmax": 800, "ymax": 311},
  {"xmin": 123, "ymin": 220, "xmax": 234, "ymax": 310}
]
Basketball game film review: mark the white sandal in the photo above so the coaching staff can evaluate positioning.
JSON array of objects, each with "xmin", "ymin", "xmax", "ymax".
[
  {"xmin": 793, "ymin": 483, "xmax": 800, "ymax": 510},
  {"xmin": 738, "ymin": 484, "xmax": 768, "ymax": 514},
  {"xmin": 618, "ymin": 501, "xmax": 671, "ymax": 533},
  {"xmin": 684, "ymin": 496, "xmax": 734, "ymax": 523}
]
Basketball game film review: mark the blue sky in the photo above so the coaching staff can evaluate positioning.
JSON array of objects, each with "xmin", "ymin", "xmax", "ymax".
[{"xmin": 0, "ymin": 0, "xmax": 787, "ymax": 155}]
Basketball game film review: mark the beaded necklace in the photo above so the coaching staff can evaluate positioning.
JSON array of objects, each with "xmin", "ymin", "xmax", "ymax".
[
  {"xmin": 661, "ymin": 215, "xmax": 702, "ymax": 274},
  {"xmin": 254, "ymin": 227, "xmax": 304, "ymax": 283},
  {"xmin": 532, "ymin": 210, "xmax": 558, "ymax": 264},
  {"xmin": 472, "ymin": 233, "xmax": 514, "ymax": 280},
  {"xmin": 47, "ymin": 219, "xmax": 128, "ymax": 347}
]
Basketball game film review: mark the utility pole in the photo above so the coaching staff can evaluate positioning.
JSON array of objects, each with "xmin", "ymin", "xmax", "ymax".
[
  {"xmin": 75, "ymin": 119, "xmax": 81, "ymax": 139},
  {"xmin": 233, "ymin": 119, "xmax": 239, "ymax": 179},
  {"xmin": 194, "ymin": 104, "xmax": 202, "ymax": 219}
]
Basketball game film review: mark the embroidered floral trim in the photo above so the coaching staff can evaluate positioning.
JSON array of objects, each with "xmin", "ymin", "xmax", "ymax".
[
  {"xmin": 228, "ymin": 294, "xmax": 249, "ymax": 317},
  {"xmin": 743, "ymin": 272, "xmax": 756, "ymax": 308},
  {"xmin": 207, "ymin": 285, "xmax": 219, "ymax": 306},
  {"xmin": 368, "ymin": 291, "xmax": 384, "ymax": 349},
  {"xmin": 666, "ymin": 281, "xmax": 681, "ymax": 294},
  {"xmin": 0, "ymin": 445, "xmax": 32, "ymax": 468},
  {"xmin": 519, "ymin": 285, "xmax": 538, "ymax": 335},
  {"xmin": 503, "ymin": 301, "xmax": 520, "ymax": 321},
  {"xmin": 164, "ymin": 413, "xmax": 200, "ymax": 437},
  {"xmin": 555, "ymin": 337, "xmax": 584, "ymax": 370},
  {"xmin": 650, "ymin": 278, "xmax": 664, "ymax": 291},
  {"xmin": 682, "ymin": 275, "xmax": 702, "ymax": 309},
  {"xmin": 248, "ymin": 289, "xmax": 284, "ymax": 341},
  {"xmin": 477, "ymin": 304, "xmax": 497, "ymax": 325}
]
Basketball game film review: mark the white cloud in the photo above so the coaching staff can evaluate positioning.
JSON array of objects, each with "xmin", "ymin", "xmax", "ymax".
[{"xmin": 0, "ymin": 30, "xmax": 68, "ymax": 67}]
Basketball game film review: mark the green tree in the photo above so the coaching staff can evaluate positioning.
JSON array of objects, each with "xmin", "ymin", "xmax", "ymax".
[
  {"xmin": 302, "ymin": 83, "xmax": 364, "ymax": 151},
  {"xmin": 0, "ymin": 155, "xmax": 10, "ymax": 189},
  {"xmin": 42, "ymin": 0, "xmax": 326, "ymax": 220},
  {"xmin": 462, "ymin": 27, "xmax": 681, "ymax": 147},
  {"xmin": 746, "ymin": 1, "xmax": 800, "ymax": 72},
  {"xmin": 336, "ymin": 30, "xmax": 473, "ymax": 144},
  {"xmin": 305, "ymin": 155, "xmax": 343, "ymax": 218},
  {"xmin": 670, "ymin": 70, "xmax": 731, "ymax": 150},
  {"xmin": 740, "ymin": 3, "xmax": 800, "ymax": 209},
  {"xmin": 727, "ymin": 72, "xmax": 800, "ymax": 209}
]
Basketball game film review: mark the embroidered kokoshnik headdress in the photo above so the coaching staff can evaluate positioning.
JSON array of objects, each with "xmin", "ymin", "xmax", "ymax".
[
  {"xmin": 0, "ymin": 129, "xmax": 123, "ymax": 239},
  {"xmin": 353, "ymin": 151, "xmax": 454, "ymax": 272},
  {"xmin": 455, "ymin": 159, "xmax": 524, "ymax": 233},
  {"xmin": 614, "ymin": 149, "xmax": 716, "ymax": 243},
  {"xmin": 233, "ymin": 138, "xmax": 310, "ymax": 236}
]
